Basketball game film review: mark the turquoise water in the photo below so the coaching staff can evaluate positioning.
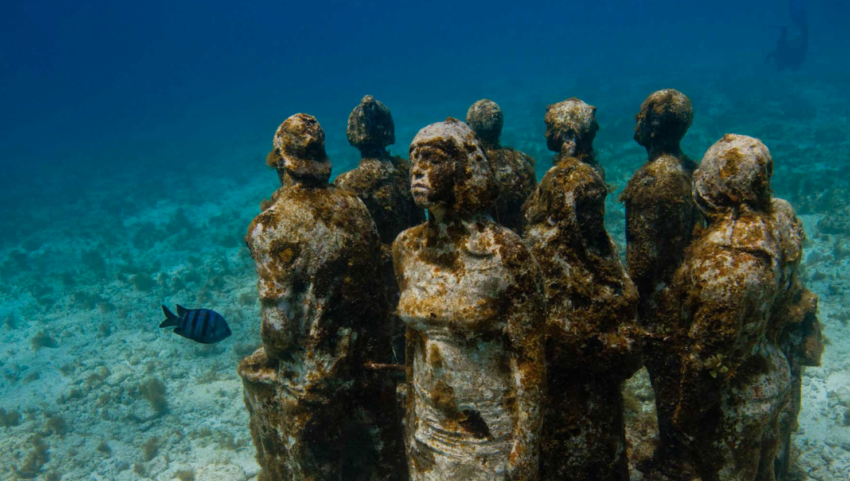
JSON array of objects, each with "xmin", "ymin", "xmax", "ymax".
[{"xmin": 2, "ymin": 1, "xmax": 850, "ymax": 479}]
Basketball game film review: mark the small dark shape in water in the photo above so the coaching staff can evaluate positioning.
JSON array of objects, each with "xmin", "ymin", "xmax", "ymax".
[
  {"xmin": 768, "ymin": 0, "xmax": 808, "ymax": 71},
  {"xmin": 159, "ymin": 305, "xmax": 231, "ymax": 344},
  {"xmin": 790, "ymin": 0, "xmax": 806, "ymax": 29}
]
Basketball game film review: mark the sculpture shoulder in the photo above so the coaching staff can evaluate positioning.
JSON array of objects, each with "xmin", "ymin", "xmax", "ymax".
[
  {"xmin": 391, "ymin": 155, "xmax": 411, "ymax": 174},
  {"xmin": 683, "ymin": 240, "xmax": 772, "ymax": 296},
  {"xmin": 532, "ymin": 160, "xmax": 601, "ymax": 208},
  {"xmin": 392, "ymin": 223, "xmax": 428, "ymax": 258},
  {"xmin": 248, "ymin": 186, "xmax": 372, "ymax": 240},
  {"xmin": 490, "ymin": 147, "xmax": 535, "ymax": 167},
  {"xmin": 334, "ymin": 162, "xmax": 383, "ymax": 194},
  {"xmin": 488, "ymin": 223, "xmax": 539, "ymax": 277},
  {"xmin": 513, "ymin": 148, "xmax": 536, "ymax": 167},
  {"xmin": 621, "ymin": 155, "xmax": 695, "ymax": 204}
]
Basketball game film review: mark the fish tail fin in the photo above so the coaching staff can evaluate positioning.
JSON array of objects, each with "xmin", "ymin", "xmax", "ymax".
[{"xmin": 160, "ymin": 305, "xmax": 179, "ymax": 328}]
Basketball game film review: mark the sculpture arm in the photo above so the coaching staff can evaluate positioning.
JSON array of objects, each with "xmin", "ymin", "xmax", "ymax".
[
  {"xmin": 674, "ymin": 253, "xmax": 761, "ymax": 426},
  {"xmin": 247, "ymin": 219, "xmax": 301, "ymax": 360},
  {"xmin": 797, "ymin": 288, "xmax": 823, "ymax": 366},
  {"xmin": 623, "ymin": 196, "xmax": 662, "ymax": 300},
  {"xmin": 504, "ymin": 255, "xmax": 546, "ymax": 481}
]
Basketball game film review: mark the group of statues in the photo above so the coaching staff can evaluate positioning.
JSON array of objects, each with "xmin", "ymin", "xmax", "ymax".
[{"xmin": 237, "ymin": 90, "xmax": 824, "ymax": 481}]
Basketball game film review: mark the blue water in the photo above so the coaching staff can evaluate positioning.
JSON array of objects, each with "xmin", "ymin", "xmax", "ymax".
[{"xmin": 2, "ymin": 1, "xmax": 850, "ymax": 479}]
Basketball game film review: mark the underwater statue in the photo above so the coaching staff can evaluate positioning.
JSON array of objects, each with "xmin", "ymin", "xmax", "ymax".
[
  {"xmin": 335, "ymin": 95, "xmax": 424, "ymax": 245},
  {"xmin": 466, "ymin": 99, "xmax": 537, "ymax": 234},
  {"xmin": 663, "ymin": 134, "xmax": 791, "ymax": 481},
  {"xmin": 335, "ymin": 95, "xmax": 425, "ymax": 357},
  {"xmin": 541, "ymin": 97, "xmax": 606, "ymax": 180},
  {"xmin": 618, "ymin": 89, "xmax": 702, "ymax": 475},
  {"xmin": 524, "ymin": 98, "xmax": 640, "ymax": 481},
  {"xmin": 770, "ymin": 198, "xmax": 823, "ymax": 481},
  {"xmin": 239, "ymin": 113, "xmax": 407, "ymax": 481},
  {"xmin": 394, "ymin": 118, "xmax": 545, "ymax": 481}
]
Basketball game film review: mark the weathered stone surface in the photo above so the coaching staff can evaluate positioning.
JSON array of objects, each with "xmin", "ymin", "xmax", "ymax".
[
  {"xmin": 525, "ymin": 99, "xmax": 640, "ymax": 481},
  {"xmin": 241, "ymin": 113, "xmax": 406, "ymax": 481},
  {"xmin": 466, "ymin": 99, "xmax": 536, "ymax": 234},
  {"xmin": 543, "ymin": 98, "xmax": 604, "ymax": 179},
  {"xmin": 770, "ymin": 198, "xmax": 823, "ymax": 481},
  {"xmin": 335, "ymin": 96, "xmax": 425, "ymax": 360},
  {"xmin": 346, "ymin": 95, "xmax": 395, "ymax": 157},
  {"xmin": 466, "ymin": 99, "xmax": 503, "ymax": 147},
  {"xmin": 618, "ymin": 89, "xmax": 702, "ymax": 476},
  {"xmin": 633, "ymin": 89, "xmax": 694, "ymax": 157},
  {"xmin": 394, "ymin": 118, "xmax": 545, "ymax": 481},
  {"xmin": 661, "ymin": 134, "xmax": 791, "ymax": 481}
]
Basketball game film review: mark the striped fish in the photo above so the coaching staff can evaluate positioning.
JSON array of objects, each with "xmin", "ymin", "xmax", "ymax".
[{"xmin": 159, "ymin": 305, "xmax": 231, "ymax": 344}]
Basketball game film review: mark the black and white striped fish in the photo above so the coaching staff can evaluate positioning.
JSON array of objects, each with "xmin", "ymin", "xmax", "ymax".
[{"xmin": 159, "ymin": 305, "xmax": 231, "ymax": 344}]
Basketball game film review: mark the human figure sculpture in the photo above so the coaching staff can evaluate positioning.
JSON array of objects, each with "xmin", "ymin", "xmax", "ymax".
[
  {"xmin": 336, "ymin": 95, "xmax": 424, "ymax": 245},
  {"xmin": 524, "ymin": 98, "xmax": 641, "ymax": 481},
  {"xmin": 770, "ymin": 198, "xmax": 822, "ymax": 481},
  {"xmin": 335, "ymin": 95, "xmax": 425, "ymax": 358},
  {"xmin": 239, "ymin": 113, "xmax": 407, "ymax": 481},
  {"xmin": 540, "ymin": 98, "xmax": 605, "ymax": 179},
  {"xmin": 664, "ymin": 134, "xmax": 791, "ymax": 481},
  {"xmin": 394, "ymin": 118, "xmax": 545, "ymax": 481},
  {"xmin": 618, "ymin": 89, "xmax": 702, "ymax": 474},
  {"xmin": 466, "ymin": 99, "xmax": 537, "ymax": 234}
]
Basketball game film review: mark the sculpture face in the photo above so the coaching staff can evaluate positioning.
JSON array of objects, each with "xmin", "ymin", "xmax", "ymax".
[
  {"xmin": 396, "ymin": 119, "xmax": 544, "ymax": 481},
  {"xmin": 409, "ymin": 142, "xmax": 456, "ymax": 210},
  {"xmin": 633, "ymin": 114, "xmax": 654, "ymax": 147}
]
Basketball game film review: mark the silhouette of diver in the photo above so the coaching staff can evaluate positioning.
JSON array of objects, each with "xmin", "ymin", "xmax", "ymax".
[{"xmin": 768, "ymin": 0, "xmax": 808, "ymax": 71}]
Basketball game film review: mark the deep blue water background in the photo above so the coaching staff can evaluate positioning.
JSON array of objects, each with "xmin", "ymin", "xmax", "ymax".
[{"xmin": 2, "ymin": 0, "xmax": 848, "ymax": 189}]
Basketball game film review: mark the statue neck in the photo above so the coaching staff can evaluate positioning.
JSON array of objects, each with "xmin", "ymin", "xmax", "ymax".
[
  {"xmin": 647, "ymin": 143, "xmax": 684, "ymax": 162},
  {"xmin": 359, "ymin": 147, "xmax": 391, "ymax": 160}
]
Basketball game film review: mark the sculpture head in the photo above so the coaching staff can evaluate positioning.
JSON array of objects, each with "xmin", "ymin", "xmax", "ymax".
[
  {"xmin": 347, "ymin": 95, "xmax": 395, "ymax": 158},
  {"xmin": 634, "ymin": 89, "xmax": 693, "ymax": 154},
  {"xmin": 409, "ymin": 118, "xmax": 497, "ymax": 218},
  {"xmin": 466, "ymin": 99, "xmax": 503, "ymax": 148},
  {"xmin": 544, "ymin": 98, "xmax": 599, "ymax": 159},
  {"xmin": 267, "ymin": 113, "xmax": 332, "ymax": 184},
  {"xmin": 694, "ymin": 134, "xmax": 773, "ymax": 218}
]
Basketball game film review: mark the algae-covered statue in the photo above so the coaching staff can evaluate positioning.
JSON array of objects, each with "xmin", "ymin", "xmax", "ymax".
[
  {"xmin": 770, "ymin": 198, "xmax": 823, "ymax": 481},
  {"xmin": 618, "ymin": 89, "xmax": 702, "ymax": 474},
  {"xmin": 335, "ymin": 95, "xmax": 425, "ymax": 357},
  {"xmin": 336, "ymin": 95, "xmax": 424, "ymax": 245},
  {"xmin": 542, "ymin": 98, "xmax": 605, "ymax": 180},
  {"xmin": 393, "ymin": 118, "xmax": 545, "ymax": 481},
  {"xmin": 466, "ymin": 99, "xmax": 537, "ymax": 234},
  {"xmin": 239, "ymin": 113, "xmax": 406, "ymax": 481},
  {"xmin": 665, "ymin": 134, "xmax": 791, "ymax": 481},
  {"xmin": 524, "ymin": 98, "xmax": 640, "ymax": 481}
]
